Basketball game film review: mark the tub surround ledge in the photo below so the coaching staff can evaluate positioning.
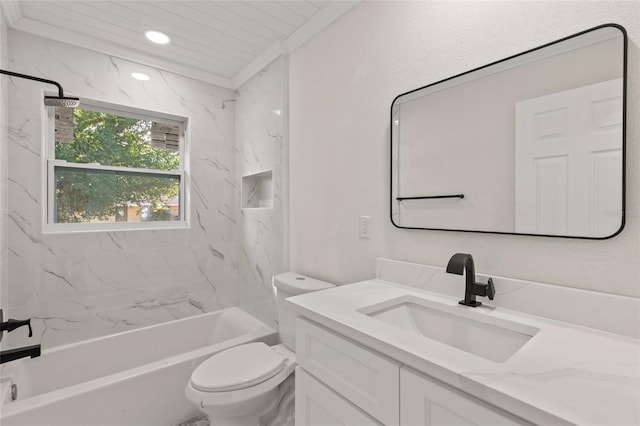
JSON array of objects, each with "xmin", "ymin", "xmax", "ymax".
[{"xmin": 286, "ymin": 264, "xmax": 640, "ymax": 426}]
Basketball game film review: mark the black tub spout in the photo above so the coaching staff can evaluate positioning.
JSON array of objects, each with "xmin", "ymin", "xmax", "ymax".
[{"xmin": 0, "ymin": 344, "xmax": 41, "ymax": 364}]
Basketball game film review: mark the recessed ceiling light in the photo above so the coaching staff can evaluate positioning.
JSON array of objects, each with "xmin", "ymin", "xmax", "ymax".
[
  {"xmin": 144, "ymin": 30, "xmax": 170, "ymax": 45},
  {"xmin": 131, "ymin": 72, "xmax": 150, "ymax": 81}
]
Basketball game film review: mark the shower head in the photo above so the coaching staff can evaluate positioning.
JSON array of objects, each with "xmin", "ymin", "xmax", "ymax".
[
  {"xmin": 44, "ymin": 96, "xmax": 81, "ymax": 108},
  {"xmin": 1, "ymin": 69, "xmax": 80, "ymax": 108}
]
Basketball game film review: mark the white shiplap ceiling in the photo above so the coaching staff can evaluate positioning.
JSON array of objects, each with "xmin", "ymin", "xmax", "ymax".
[{"xmin": 1, "ymin": 1, "xmax": 358, "ymax": 89}]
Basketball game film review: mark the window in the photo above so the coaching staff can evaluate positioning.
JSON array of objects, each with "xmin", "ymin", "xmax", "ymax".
[{"xmin": 45, "ymin": 100, "xmax": 188, "ymax": 232}]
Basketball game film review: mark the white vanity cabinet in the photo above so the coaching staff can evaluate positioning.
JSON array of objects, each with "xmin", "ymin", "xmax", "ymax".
[
  {"xmin": 289, "ymin": 276, "xmax": 640, "ymax": 426},
  {"xmin": 295, "ymin": 318, "xmax": 529, "ymax": 426},
  {"xmin": 400, "ymin": 367, "xmax": 528, "ymax": 426}
]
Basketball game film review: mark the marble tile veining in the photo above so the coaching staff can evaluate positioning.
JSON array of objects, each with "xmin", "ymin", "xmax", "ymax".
[
  {"xmin": 177, "ymin": 415, "xmax": 210, "ymax": 426},
  {"xmin": 235, "ymin": 57, "xmax": 288, "ymax": 329},
  {"xmin": 2, "ymin": 32, "xmax": 289, "ymax": 349},
  {"xmin": 2, "ymin": 31, "xmax": 237, "ymax": 349}
]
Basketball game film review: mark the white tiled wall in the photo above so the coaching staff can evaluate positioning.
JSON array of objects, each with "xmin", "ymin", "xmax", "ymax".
[
  {"xmin": 2, "ymin": 30, "xmax": 238, "ymax": 349},
  {"xmin": 235, "ymin": 56, "xmax": 289, "ymax": 329},
  {"xmin": 0, "ymin": 8, "xmax": 8, "ymax": 318}
]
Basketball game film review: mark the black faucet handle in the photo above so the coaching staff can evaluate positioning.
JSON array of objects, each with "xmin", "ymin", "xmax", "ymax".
[
  {"xmin": 486, "ymin": 278, "xmax": 495, "ymax": 300},
  {"xmin": 1, "ymin": 319, "xmax": 33, "ymax": 337},
  {"xmin": 471, "ymin": 278, "xmax": 495, "ymax": 301}
]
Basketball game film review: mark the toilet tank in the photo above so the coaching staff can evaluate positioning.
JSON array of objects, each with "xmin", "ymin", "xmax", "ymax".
[{"xmin": 273, "ymin": 272, "xmax": 334, "ymax": 351}]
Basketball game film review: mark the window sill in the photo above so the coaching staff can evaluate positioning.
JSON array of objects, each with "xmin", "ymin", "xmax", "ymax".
[{"xmin": 42, "ymin": 221, "xmax": 189, "ymax": 234}]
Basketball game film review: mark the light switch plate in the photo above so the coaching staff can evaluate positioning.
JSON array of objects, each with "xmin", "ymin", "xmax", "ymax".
[{"xmin": 360, "ymin": 216, "xmax": 372, "ymax": 238}]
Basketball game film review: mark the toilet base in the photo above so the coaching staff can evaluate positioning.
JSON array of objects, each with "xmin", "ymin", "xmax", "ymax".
[
  {"xmin": 204, "ymin": 388, "xmax": 276, "ymax": 426},
  {"xmin": 260, "ymin": 375, "xmax": 295, "ymax": 426},
  {"xmin": 204, "ymin": 375, "xmax": 294, "ymax": 426}
]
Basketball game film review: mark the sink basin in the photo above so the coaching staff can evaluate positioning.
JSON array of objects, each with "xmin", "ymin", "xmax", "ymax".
[{"xmin": 362, "ymin": 296, "xmax": 539, "ymax": 363}]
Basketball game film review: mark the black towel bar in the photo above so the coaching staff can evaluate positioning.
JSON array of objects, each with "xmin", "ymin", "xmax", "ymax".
[{"xmin": 396, "ymin": 194, "xmax": 464, "ymax": 201}]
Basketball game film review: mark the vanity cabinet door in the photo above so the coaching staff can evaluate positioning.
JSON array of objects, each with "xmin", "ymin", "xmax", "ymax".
[
  {"xmin": 400, "ymin": 367, "xmax": 529, "ymax": 426},
  {"xmin": 296, "ymin": 318, "xmax": 400, "ymax": 425},
  {"xmin": 296, "ymin": 367, "xmax": 383, "ymax": 426}
]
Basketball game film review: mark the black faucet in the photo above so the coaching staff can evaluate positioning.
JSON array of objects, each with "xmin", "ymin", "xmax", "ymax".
[
  {"xmin": 446, "ymin": 253, "xmax": 495, "ymax": 307},
  {"xmin": 0, "ymin": 309, "xmax": 41, "ymax": 364}
]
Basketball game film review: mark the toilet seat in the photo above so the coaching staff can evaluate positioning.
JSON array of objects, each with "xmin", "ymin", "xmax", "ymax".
[
  {"xmin": 185, "ymin": 344, "xmax": 296, "ymax": 409},
  {"xmin": 190, "ymin": 342, "xmax": 286, "ymax": 392}
]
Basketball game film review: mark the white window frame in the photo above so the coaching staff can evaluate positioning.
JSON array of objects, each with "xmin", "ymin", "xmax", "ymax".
[{"xmin": 43, "ymin": 98, "xmax": 189, "ymax": 233}]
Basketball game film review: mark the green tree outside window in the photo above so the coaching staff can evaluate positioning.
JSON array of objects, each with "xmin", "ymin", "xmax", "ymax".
[{"xmin": 54, "ymin": 109, "xmax": 181, "ymax": 223}]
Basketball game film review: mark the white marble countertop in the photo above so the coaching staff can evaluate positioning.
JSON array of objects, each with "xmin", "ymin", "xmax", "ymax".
[{"xmin": 287, "ymin": 279, "xmax": 640, "ymax": 426}]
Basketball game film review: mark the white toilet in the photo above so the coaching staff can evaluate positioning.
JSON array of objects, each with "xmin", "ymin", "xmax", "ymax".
[{"xmin": 185, "ymin": 272, "xmax": 334, "ymax": 426}]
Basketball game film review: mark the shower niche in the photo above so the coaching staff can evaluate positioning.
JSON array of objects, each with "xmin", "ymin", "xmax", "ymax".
[{"xmin": 242, "ymin": 170, "xmax": 273, "ymax": 209}]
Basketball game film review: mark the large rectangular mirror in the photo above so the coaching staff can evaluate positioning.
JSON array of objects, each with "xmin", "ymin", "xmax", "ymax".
[{"xmin": 391, "ymin": 24, "xmax": 626, "ymax": 239}]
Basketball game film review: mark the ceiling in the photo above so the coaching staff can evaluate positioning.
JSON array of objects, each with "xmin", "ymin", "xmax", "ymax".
[{"xmin": 1, "ymin": 1, "xmax": 358, "ymax": 89}]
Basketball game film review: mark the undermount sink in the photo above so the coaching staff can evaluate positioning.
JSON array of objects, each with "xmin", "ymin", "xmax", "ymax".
[{"xmin": 361, "ymin": 296, "xmax": 539, "ymax": 363}]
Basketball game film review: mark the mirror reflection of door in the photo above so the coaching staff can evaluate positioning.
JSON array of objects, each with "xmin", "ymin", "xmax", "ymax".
[{"xmin": 515, "ymin": 78, "xmax": 623, "ymax": 237}]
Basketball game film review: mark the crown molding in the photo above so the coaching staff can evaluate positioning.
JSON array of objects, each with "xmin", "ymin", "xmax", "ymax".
[
  {"xmin": 286, "ymin": 1, "xmax": 360, "ymax": 53},
  {"xmin": 232, "ymin": 0, "xmax": 360, "ymax": 89},
  {"xmin": 232, "ymin": 39, "xmax": 286, "ymax": 89},
  {"xmin": 0, "ymin": 0, "xmax": 23, "ymax": 27}
]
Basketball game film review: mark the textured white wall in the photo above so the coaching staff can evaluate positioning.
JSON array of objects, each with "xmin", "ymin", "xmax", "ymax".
[
  {"xmin": 289, "ymin": 1, "xmax": 640, "ymax": 297},
  {"xmin": 3, "ymin": 31, "xmax": 238, "ymax": 349}
]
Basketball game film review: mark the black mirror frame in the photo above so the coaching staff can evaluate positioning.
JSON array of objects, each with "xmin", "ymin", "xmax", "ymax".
[{"xmin": 390, "ymin": 23, "xmax": 627, "ymax": 240}]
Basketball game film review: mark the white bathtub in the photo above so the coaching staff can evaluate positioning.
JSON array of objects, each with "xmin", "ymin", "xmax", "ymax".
[{"xmin": 0, "ymin": 307, "xmax": 277, "ymax": 426}]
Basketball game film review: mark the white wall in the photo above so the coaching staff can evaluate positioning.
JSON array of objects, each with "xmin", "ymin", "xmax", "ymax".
[
  {"xmin": 289, "ymin": 1, "xmax": 640, "ymax": 297},
  {"xmin": 235, "ymin": 56, "xmax": 289, "ymax": 328},
  {"xmin": 3, "ymin": 31, "xmax": 238, "ymax": 349}
]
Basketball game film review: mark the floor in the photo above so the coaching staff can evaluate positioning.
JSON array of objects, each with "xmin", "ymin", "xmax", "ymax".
[{"xmin": 177, "ymin": 415, "xmax": 210, "ymax": 426}]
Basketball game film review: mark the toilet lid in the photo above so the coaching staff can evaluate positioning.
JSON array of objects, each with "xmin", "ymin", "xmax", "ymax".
[{"xmin": 190, "ymin": 342, "xmax": 286, "ymax": 392}]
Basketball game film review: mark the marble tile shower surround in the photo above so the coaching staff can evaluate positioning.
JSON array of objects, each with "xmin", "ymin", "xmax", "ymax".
[
  {"xmin": 2, "ymin": 31, "xmax": 238, "ymax": 349},
  {"xmin": 1, "ymin": 11, "xmax": 8, "ymax": 309},
  {"xmin": 235, "ymin": 57, "xmax": 288, "ymax": 329},
  {"xmin": 376, "ymin": 258, "xmax": 640, "ymax": 338}
]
